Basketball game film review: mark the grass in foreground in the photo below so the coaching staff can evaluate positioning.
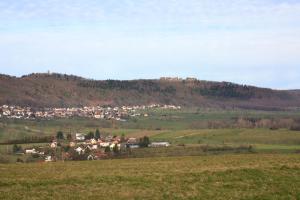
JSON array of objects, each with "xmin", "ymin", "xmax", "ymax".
[{"xmin": 1, "ymin": 154, "xmax": 300, "ymax": 199}]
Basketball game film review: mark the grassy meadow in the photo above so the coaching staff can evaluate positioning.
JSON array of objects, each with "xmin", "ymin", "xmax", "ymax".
[
  {"xmin": 1, "ymin": 108, "xmax": 300, "ymax": 157},
  {"xmin": 1, "ymin": 109, "xmax": 300, "ymax": 199},
  {"xmin": 1, "ymin": 154, "xmax": 300, "ymax": 199},
  {"xmin": 1, "ymin": 108, "xmax": 300, "ymax": 141}
]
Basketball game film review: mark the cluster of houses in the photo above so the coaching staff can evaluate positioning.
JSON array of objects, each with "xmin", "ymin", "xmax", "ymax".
[
  {"xmin": 22, "ymin": 133, "xmax": 170, "ymax": 162},
  {"xmin": 0, "ymin": 104, "xmax": 181, "ymax": 120}
]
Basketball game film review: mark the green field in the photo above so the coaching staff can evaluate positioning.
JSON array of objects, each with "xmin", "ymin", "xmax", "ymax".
[
  {"xmin": 1, "ymin": 109, "xmax": 300, "ymax": 199},
  {"xmin": 1, "ymin": 128, "xmax": 300, "ymax": 157},
  {"xmin": 1, "ymin": 109, "xmax": 300, "ymax": 158},
  {"xmin": 1, "ymin": 154, "xmax": 300, "ymax": 199},
  {"xmin": 1, "ymin": 108, "xmax": 300, "ymax": 142}
]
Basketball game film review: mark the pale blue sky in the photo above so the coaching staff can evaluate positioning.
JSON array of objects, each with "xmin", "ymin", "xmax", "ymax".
[{"xmin": 0, "ymin": 0, "xmax": 299, "ymax": 89}]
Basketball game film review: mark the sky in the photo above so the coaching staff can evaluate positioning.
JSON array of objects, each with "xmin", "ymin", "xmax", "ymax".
[{"xmin": 0, "ymin": 0, "xmax": 299, "ymax": 89}]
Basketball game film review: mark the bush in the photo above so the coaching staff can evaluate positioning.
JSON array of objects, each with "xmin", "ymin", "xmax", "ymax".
[
  {"xmin": 139, "ymin": 136, "xmax": 150, "ymax": 148},
  {"xmin": 270, "ymin": 126, "xmax": 278, "ymax": 130},
  {"xmin": 85, "ymin": 131, "xmax": 94, "ymax": 140},
  {"xmin": 13, "ymin": 144, "xmax": 23, "ymax": 153},
  {"xmin": 105, "ymin": 146, "xmax": 111, "ymax": 153},
  {"xmin": 113, "ymin": 144, "xmax": 119, "ymax": 154},
  {"xmin": 31, "ymin": 154, "xmax": 40, "ymax": 159},
  {"xmin": 56, "ymin": 131, "xmax": 64, "ymax": 140}
]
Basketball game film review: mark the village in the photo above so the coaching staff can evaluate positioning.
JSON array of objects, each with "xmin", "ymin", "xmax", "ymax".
[
  {"xmin": 12, "ymin": 130, "xmax": 170, "ymax": 163},
  {"xmin": 0, "ymin": 104, "xmax": 181, "ymax": 121}
]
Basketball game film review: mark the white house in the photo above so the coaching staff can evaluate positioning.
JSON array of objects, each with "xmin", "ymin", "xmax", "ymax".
[
  {"xmin": 50, "ymin": 141, "xmax": 57, "ymax": 148},
  {"xmin": 45, "ymin": 156, "xmax": 53, "ymax": 162},
  {"xmin": 85, "ymin": 145, "xmax": 93, "ymax": 151},
  {"xmin": 75, "ymin": 147, "xmax": 84, "ymax": 155},
  {"xmin": 90, "ymin": 138, "xmax": 97, "ymax": 145},
  {"xmin": 109, "ymin": 143, "xmax": 121, "ymax": 150},
  {"xmin": 100, "ymin": 142, "xmax": 110, "ymax": 148},
  {"xmin": 149, "ymin": 142, "xmax": 170, "ymax": 148},
  {"xmin": 75, "ymin": 133, "xmax": 85, "ymax": 141},
  {"xmin": 25, "ymin": 149, "xmax": 37, "ymax": 154},
  {"xmin": 128, "ymin": 144, "xmax": 140, "ymax": 149},
  {"xmin": 110, "ymin": 143, "xmax": 116, "ymax": 150},
  {"xmin": 69, "ymin": 142, "xmax": 76, "ymax": 147},
  {"xmin": 87, "ymin": 154, "xmax": 95, "ymax": 160},
  {"xmin": 94, "ymin": 115, "xmax": 101, "ymax": 119}
]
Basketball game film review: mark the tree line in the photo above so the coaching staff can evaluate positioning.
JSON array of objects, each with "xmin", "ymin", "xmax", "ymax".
[
  {"xmin": 192, "ymin": 82, "xmax": 255, "ymax": 99},
  {"xmin": 1, "ymin": 136, "xmax": 54, "ymax": 145},
  {"xmin": 56, "ymin": 129, "xmax": 101, "ymax": 141},
  {"xmin": 77, "ymin": 80, "xmax": 177, "ymax": 95}
]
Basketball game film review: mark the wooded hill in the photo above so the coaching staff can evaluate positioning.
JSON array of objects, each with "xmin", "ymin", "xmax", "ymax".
[{"xmin": 1, "ymin": 73, "xmax": 300, "ymax": 110}]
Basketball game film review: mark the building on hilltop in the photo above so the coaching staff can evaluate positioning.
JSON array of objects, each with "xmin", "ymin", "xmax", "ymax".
[{"xmin": 160, "ymin": 77, "xmax": 183, "ymax": 81}]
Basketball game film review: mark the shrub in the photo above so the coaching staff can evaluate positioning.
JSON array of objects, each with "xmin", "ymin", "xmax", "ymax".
[
  {"xmin": 105, "ymin": 146, "xmax": 111, "ymax": 153},
  {"xmin": 56, "ymin": 131, "xmax": 64, "ymax": 140},
  {"xmin": 13, "ymin": 144, "xmax": 23, "ymax": 153},
  {"xmin": 139, "ymin": 136, "xmax": 150, "ymax": 148}
]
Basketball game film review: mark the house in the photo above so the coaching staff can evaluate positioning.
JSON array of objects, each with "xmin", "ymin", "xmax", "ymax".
[
  {"xmin": 94, "ymin": 151, "xmax": 108, "ymax": 159},
  {"xmin": 45, "ymin": 156, "xmax": 53, "ymax": 162},
  {"xmin": 25, "ymin": 148, "xmax": 37, "ymax": 154},
  {"xmin": 87, "ymin": 154, "xmax": 95, "ymax": 160},
  {"xmin": 75, "ymin": 147, "xmax": 84, "ymax": 155},
  {"xmin": 85, "ymin": 145, "xmax": 93, "ymax": 151},
  {"xmin": 149, "ymin": 142, "xmax": 170, "ymax": 147},
  {"xmin": 90, "ymin": 138, "xmax": 97, "ymax": 145},
  {"xmin": 126, "ymin": 137, "xmax": 139, "ymax": 148},
  {"xmin": 75, "ymin": 133, "xmax": 85, "ymax": 141},
  {"xmin": 69, "ymin": 142, "xmax": 76, "ymax": 147},
  {"xmin": 50, "ymin": 141, "xmax": 57, "ymax": 148},
  {"xmin": 109, "ymin": 143, "xmax": 121, "ymax": 150},
  {"xmin": 94, "ymin": 115, "xmax": 101, "ymax": 119},
  {"xmin": 127, "ymin": 138, "xmax": 138, "ymax": 144},
  {"xmin": 105, "ymin": 135, "xmax": 113, "ymax": 141},
  {"xmin": 92, "ymin": 145, "xmax": 98, "ymax": 150},
  {"xmin": 99, "ymin": 142, "xmax": 110, "ymax": 148},
  {"xmin": 97, "ymin": 139, "xmax": 103, "ymax": 143},
  {"xmin": 127, "ymin": 144, "xmax": 140, "ymax": 149},
  {"xmin": 110, "ymin": 143, "xmax": 116, "ymax": 150}
]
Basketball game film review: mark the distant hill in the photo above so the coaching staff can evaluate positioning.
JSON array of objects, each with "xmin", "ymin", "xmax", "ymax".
[{"xmin": 1, "ymin": 73, "xmax": 300, "ymax": 110}]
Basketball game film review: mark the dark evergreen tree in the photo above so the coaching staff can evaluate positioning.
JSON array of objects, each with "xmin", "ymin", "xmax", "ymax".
[
  {"xmin": 95, "ymin": 129, "xmax": 101, "ymax": 139},
  {"xmin": 85, "ymin": 131, "xmax": 95, "ymax": 140},
  {"xmin": 12, "ymin": 144, "xmax": 22, "ymax": 153},
  {"xmin": 56, "ymin": 131, "xmax": 64, "ymax": 140},
  {"xmin": 67, "ymin": 133, "xmax": 72, "ymax": 141},
  {"xmin": 139, "ymin": 136, "xmax": 150, "ymax": 148}
]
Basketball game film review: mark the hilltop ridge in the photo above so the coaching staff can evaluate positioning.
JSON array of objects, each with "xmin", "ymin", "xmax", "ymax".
[{"xmin": 0, "ymin": 73, "xmax": 300, "ymax": 110}]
